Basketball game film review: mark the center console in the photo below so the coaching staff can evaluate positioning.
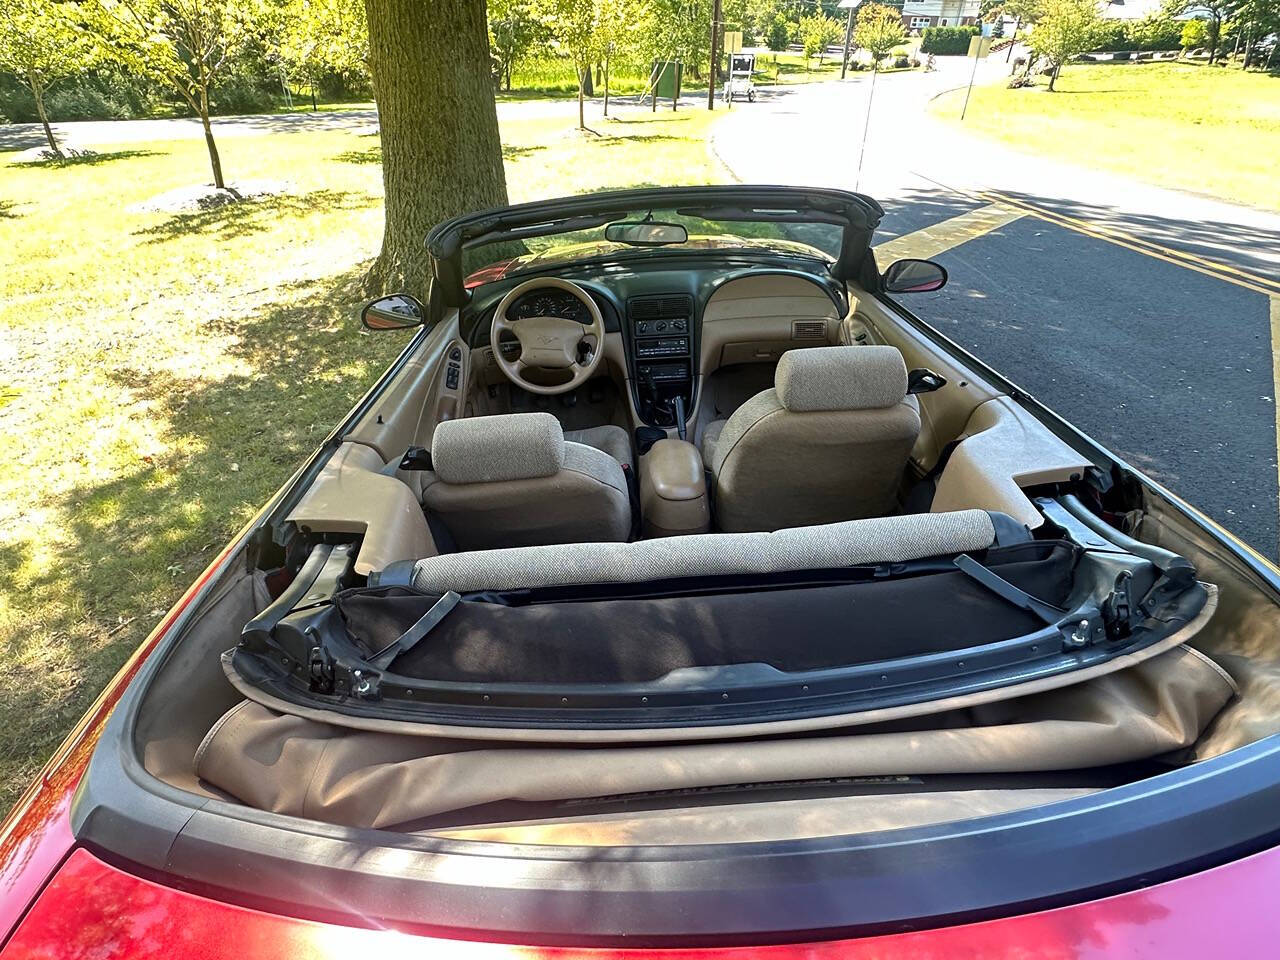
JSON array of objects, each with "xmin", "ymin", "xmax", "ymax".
[
  {"xmin": 626, "ymin": 295, "xmax": 696, "ymax": 431},
  {"xmin": 638, "ymin": 439, "xmax": 710, "ymax": 538}
]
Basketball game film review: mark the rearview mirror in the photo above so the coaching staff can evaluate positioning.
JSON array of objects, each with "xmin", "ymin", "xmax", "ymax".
[
  {"xmin": 882, "ymin": 259, "xmax": 948, "ymax": 294},
  {"xmin": 604, "ymin": 220, "xmax": 689, "ymax": 246},
  {"xmin": 362, "ymin": 293, "xmax": 425, "ymax": 331}
]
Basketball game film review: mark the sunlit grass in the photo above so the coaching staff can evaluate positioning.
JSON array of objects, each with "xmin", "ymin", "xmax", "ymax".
[
  {"xmin": 0, "ymin": 105, "xmax": 726, "ymax": 810},
  {"xmin": 931, "ymin": 61, "xmax": 1280, "ymax": 210}
]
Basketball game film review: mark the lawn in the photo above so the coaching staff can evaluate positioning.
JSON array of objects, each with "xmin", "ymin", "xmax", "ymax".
[
  {"xmin": 0, "ymin": 105, "xmax": 726, "ymax": 812},
  {"xmin": 930, "ymin": 61, "xmax": 1280, "ymax": 211}
]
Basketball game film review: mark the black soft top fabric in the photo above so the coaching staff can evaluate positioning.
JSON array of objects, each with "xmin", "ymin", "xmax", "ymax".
[{"xmin": 337, "ymin": 541, "xmax": 1076, "ymax": 685}]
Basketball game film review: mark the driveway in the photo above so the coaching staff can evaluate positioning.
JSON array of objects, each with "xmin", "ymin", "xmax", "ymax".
[{"xmin": 714, "ymin": 61, "xmax": 1280, "ymax": 557}]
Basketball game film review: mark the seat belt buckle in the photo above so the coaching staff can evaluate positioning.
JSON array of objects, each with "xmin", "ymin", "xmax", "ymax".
[{"xmin": 398, "ymin": 446, "xmax": 433, "ymax": 471}]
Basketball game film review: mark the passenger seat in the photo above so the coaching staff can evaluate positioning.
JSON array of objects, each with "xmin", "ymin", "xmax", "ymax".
[
  {"xmin": 422, "ymin": 413, "xmax": 632, "ymax": 550},
  {"xmin": 700, "ymin": 345, "xmax": 920, "ymax": 532}
]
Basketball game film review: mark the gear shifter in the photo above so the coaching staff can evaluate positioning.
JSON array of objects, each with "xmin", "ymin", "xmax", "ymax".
[{"xmin": 673, "ymin": 393, "xmax": 687, "ymax": 442}]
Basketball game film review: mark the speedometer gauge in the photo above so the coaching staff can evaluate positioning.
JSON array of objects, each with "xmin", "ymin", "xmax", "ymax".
[{"xmin": 531, "ymin": 295, "xmax": 559, "ymax": 317}]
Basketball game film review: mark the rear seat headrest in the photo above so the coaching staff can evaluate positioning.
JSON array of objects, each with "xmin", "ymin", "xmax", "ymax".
[
  {"xmin": 775, "ymin": 345, "xmax": 908, "ymax": 412},
  {"xmin": 431, "ymin": 412, "xmax": 564, "ymax": 485},
  {"xmin": 377, "ymin": 510, "xmax": 1025, "ymax": 595}
]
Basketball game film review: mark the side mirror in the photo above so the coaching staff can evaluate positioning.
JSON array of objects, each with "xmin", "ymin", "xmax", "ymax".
[
  {"xmin": 882, "ymin": 258, "xmax": 948, "ymax": 294},
  {"xmin": 362, "ymin": 293, "xmax": 425, "ymax": 331}
]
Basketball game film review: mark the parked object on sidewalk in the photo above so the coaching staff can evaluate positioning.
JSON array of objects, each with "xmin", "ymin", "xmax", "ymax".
[{"xmin": 723, "ymin": 52, "xmax": 757, "ymax": 103}]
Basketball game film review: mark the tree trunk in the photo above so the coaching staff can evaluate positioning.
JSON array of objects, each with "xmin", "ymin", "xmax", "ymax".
[
  {"xmin": 311, "ymin": 77, "xmax": 318, "ymax": 110},
  {"xmin": 604, "ymin": 56, "xmax": 610, "ymax": 116},
  {"xmin": 363, "ymin": 0, "xmax": 509, "ymax": 294},
  {"xmin": 198, "ymin": 101, "xmax": 226, "ymax": 189},
  {"xmin": 1048, "ymin": 61, "xmax": 1059, "ymax": 90},
  {"xmin": 1207, "ymin": 16, "xmax": 1220, "ymax": 63},
  {"xmin": 29, "ymin": 73, "xmax": 63, "ymax": 160},
  {"xmin": 578, "ymin": 75, "xmax": 585, "ymax": 129}
]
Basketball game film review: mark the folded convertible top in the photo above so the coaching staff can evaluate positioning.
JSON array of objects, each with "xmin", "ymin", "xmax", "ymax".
[{"xmin": 228, "ymin": 501, "xmax": 1214, "ymax": 742}]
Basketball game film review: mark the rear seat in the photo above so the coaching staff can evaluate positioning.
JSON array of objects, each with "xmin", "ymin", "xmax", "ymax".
[{"xmin": 373, "ymin": 509, "xmax": 1028, "ymax": 595}]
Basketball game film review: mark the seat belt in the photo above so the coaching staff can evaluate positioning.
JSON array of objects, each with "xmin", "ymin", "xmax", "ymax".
[{"xmin": 381, "ymin": 445, "xmax": 433, "ymax": 477}]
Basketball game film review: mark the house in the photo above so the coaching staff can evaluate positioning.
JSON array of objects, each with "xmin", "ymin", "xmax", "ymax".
[{"xmin": 900, "ymin": 0, "xmax": 981, "ymax": 30}]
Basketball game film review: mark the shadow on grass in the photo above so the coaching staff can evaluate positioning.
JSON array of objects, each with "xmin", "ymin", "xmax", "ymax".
[
  {"xmin": 134, "ymin": 189, "xmax": 377, "ymax": 243},
  {"xmin": 338, "ymin": 143, "xmax": 547, "ymax": 166},
  {"xmin": 600, "ymin": 133, "xmax": 684, "ymax": 146},
  {"xmin": 503, "ymin": 144, "xmax": 547, "ymax": 159},
  {"xmin": 334, "ymin": 145, "xmax": 382, "ymax": 164},
  {"xmin": 12, "ymin": 148, "xmax": 162, "ymax": 169},
  {"xmin": 0, "ymin": 263, "xmax": 408, "ymax": 810},
  {"xmin": 0, "ymin": 198, "xmax": 19, "ymax": 219}
]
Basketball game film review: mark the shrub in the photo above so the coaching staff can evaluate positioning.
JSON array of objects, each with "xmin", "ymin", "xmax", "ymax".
[
  {"xmin": 893, "ymin": 54, "xmax": 910, "ymax": 67},
  {"xmin": 1180, "ymin": 19, "xmax": 1207, "ymax": 49},
  {"xmin": 210, "ymin": 74, "xmax": 279, "ymax": 115},
  {"xmin": 767, "ymin": 14, "xmax": 791, "ymax": 52},
  {"xmin": 920, "ymin": 25, "xmax": 980, "ymax": 55},
  {"xmin": 1089, "ymin": 15, "xmax": 1182, "ymax": 52},
  {"xmin": 45, "ymin": 85, "xmax": 132, "ymax": 120}
]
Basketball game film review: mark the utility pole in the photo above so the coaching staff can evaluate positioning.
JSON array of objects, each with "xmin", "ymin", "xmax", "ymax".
[
  {"xmin": 839, "ymin": 0, "xmax": 856, "ymax": 79},
  {"xmin": 707, "ymin": 0, "xmax": 722, "ymax": 109}
]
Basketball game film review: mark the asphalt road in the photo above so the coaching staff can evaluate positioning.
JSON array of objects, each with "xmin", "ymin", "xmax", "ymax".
[{"xmin": 715, "ymin": 68, "xmax": 1280, "ymax": 558}]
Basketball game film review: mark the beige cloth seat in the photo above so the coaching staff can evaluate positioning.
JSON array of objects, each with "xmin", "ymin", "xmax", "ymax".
[
  {"xmin": 564, "ymin": 424, "xmax": 634, "ymax": 471},
  {"xmin": 702, "ymin": 345, "xmax": 921, "ymax": 533},
  {"xmin": 422, "ymin": 412, "xmax": 631, "ymax": 551}
]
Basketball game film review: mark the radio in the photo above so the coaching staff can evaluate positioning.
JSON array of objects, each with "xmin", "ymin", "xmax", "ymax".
[{"xmin": 635, "ymin": 337, "xmax": 689, "ymax": 358}]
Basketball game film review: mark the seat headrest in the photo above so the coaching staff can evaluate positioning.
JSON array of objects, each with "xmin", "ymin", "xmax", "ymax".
[
  {"xmin": 775, "ymin": 345, "xmax": 908, "ymax": 412},
  {"xmin": 432, "ymin": 412, "xmax": 564, "ymax": 485}
]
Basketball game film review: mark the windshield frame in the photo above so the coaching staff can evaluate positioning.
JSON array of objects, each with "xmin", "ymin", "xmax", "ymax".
[{"xmin": 427, "ymin": 185, "xmax": 884, "ymax": 306}]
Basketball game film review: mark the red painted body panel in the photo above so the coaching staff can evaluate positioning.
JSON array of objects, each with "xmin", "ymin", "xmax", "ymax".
[
  {"xmin": 0, "ymin": 541, "xmax": 238, "ymax": 942},
  {"xmin": 6, "ymin": 844, "xmax": 1280, "ymax": 959}
]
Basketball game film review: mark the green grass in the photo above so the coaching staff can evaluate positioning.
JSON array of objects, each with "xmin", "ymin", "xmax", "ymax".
[
  {"xmin": 930, "ymin": 60, "xmax": 1280, "ymax": 210},
  {"xmin": 0, "ymin": 107, "xmax": 726, "ymax": 812}
]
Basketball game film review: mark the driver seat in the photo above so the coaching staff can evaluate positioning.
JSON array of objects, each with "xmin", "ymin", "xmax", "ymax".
[{"xmin": 421, "ymin": 412, "xmax": 632, "ymax": 551}]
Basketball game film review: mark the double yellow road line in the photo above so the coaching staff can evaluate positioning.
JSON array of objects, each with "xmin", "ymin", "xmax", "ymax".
[{"xmin": 976, "ymin": 189, "xmax": 1280, "ymax": 298}]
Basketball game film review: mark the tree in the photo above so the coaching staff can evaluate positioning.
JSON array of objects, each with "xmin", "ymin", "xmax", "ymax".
[
  {"xmin": 276, "ymin": 0, "xmax": 369, "ymax": 108},
  {"xmin": 88, "ymin": 0, "xmax": 249, "ymax": 188},
  {"xmin": 854, "ymin": 2, "xmax": 908, "ymax": 68},
  {"xmin": 0, "ymin": 0, "xmax": 98, "ymax": 158},
  {"xmin": 1179, "ymin": 16, "xmax": 1207, "ymax": 47},
  {"xmin": 595, "ymin": 0, "xmax": 631, "ymax": 115},
  {"xmin": 1027, "ymin": 0, "xmax": 1104, "ymax": 88},
  {"xmin": 363, "ymin": 0, "xmax": 509, "ymax": 292},
  {"xmin": 766, "ymin": 12, "xmax": 790, "ymax": 49},
  {"xmin": 537, "ymin": 0, "xmax": 601, "ymax": 129},
  {"xmin": 488, "ymin": 0, "xmax": 543, "ymax": 91},
  {"xmin": 1166, "ymin": 0, "xmax": 1240, "ymax": 62},
  {"xmin": 798, "ymin": 13, "xmax": 841, "ymax": 66}
]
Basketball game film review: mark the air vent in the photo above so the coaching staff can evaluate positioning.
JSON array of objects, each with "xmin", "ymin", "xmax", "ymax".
[
  {"xmin": 629, "ymin": 295, "xmax": 692, "ymax": 320},
  {"xmin": 792, "ymin": 320, "xmax": 827, "ymax": 340}
]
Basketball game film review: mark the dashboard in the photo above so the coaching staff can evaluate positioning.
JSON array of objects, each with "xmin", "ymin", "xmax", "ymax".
[
  {"xmin": 506, "ymin": 289, "xmax": 593, "ymax": 324},
  {"xmin": 464, "ymin": 261, "xmax": 847, "ymax": 428}
]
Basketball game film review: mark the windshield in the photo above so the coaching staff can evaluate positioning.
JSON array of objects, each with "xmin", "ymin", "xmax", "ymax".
[{"xmin": 461, "ymin": 207, "xmax": 845, "ymax": 286}]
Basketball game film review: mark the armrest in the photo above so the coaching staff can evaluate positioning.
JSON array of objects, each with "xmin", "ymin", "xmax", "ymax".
[{"xmin": 640, "ymin": 439, "xmax": 710, "ymax": 537}]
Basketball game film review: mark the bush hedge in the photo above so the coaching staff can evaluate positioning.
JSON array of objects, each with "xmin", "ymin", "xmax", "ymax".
[
  {"xmin": 1088, "ymin": 16, "xmax": 1182, "ymax": 52},
  {"xmin": 920, "ymin": 26, "xmax": 981, "ymax": 55}
]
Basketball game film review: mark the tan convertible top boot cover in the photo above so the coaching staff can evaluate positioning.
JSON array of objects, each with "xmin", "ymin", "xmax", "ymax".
[{"xmin": 197, "ymin": 642, "xmax": 1234, "ymax": 830}]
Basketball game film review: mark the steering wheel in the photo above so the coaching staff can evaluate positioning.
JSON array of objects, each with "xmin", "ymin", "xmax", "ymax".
[{"xmin": 491, "ymin": 277, "xmax": 606, "ymax": 396}]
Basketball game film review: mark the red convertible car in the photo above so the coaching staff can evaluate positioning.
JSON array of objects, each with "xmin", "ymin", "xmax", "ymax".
[{"xmin": 4, "ymin": 186, "xmax": 1280, "ymax": 958}]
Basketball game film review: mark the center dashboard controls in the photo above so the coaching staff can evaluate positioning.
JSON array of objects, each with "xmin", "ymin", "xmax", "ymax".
[{"xmin": 628, "ymin": 294, "xmax": 695, "ymax": 428}]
